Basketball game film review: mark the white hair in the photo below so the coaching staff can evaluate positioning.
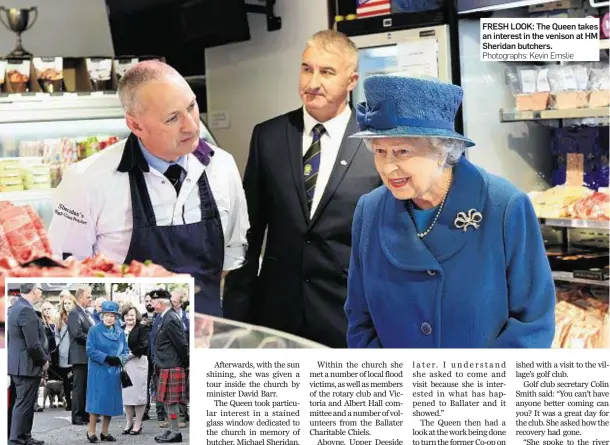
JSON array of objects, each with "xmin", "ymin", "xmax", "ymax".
[
  {"xmin": 429, "ymin": 138, "xmax": 466, "ymax": 167},
  {"xmin": 364, "ymin": 137, "xmax": 466, "ymax": 168},
  {"xmin": 306, "ymin": 29, "xmax": 359, "ymax": 71},
  {"xmin": 155, "ymin": 298, "xmax": 172, "ymax": 307}
]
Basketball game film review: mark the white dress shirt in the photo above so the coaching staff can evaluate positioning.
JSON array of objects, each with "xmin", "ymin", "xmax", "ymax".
[
  {"xmin": 48, "ymin": 139, "xmax": 249, "ymax": 271},
  {"xmin": 302, "ymin": 105, "xmax": 352, "ymax": 216}
]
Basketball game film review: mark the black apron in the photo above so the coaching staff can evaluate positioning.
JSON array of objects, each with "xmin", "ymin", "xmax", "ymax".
[{"xmin": 122, "ymin": 144, "xmax": 224, "ymax": 317}]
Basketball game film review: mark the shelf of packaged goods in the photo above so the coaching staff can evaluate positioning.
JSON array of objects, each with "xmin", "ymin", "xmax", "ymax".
[
  {"xmin": 0, "ymin": 93, "xmax": 123, "ymax": 124},
  {"xmin": 552, "ymin": 271, "xmax": 609, "ymax": 287},
  {"xmin": 0, "ymin": 91, "xmax": 118, "ymax": 102},
  {"xmin": 500, "ymin": 107, "xmax": 610, "ymax": 122},
  {"xmin": 0, "ymin": 188, "xmax": 55, "ymax": 204},
  {"xmin": 601, "ymin": 40, "xmax": 610, "ymax": 51},
  {"xmin": 538, "ymin": 218, "xmax": 610, "ymax": 230}
]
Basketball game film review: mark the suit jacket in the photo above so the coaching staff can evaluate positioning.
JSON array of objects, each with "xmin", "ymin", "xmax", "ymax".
[
  {"xmin": 173, "ymin": 308, "xmax": 190, "ymax": 343},
  {"xmin": 7, "ymin": 296, "xmax": 49, "ymax": 377},
  {"xmin": 92, "ymin": 310, "xmax": 102, "ymax": 325},
  {"xmin": 223, "ymin": 108, "xmax": 381, "ymax": 347},
  {"xmin": 346, "ymin": 158, "xmax": 556, "ymax": 348},
  {"xmin": 154, "ymin": 310, "xmax": 189, "ymax": 370},
  {"xmin": 67, "ymin": 305, "xmax": 94, "ymax": 365},
  {"xmin": 127, "ymin": 323, "xmax": 150, "ymax": 358}
]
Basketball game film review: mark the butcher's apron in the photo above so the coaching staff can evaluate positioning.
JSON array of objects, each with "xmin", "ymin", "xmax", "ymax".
[{"xmin": 123, "ymin": 163, "xmax": 224, "ymax": 316}]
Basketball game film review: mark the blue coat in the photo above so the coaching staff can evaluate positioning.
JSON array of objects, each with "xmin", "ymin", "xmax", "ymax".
[
  {"xmin": 86, "ymin": 322, "xmax": 128, "ymax": 416},
  {"xmin": 345, "ymin": 158, "xmax": 556, "ymax": 348}
]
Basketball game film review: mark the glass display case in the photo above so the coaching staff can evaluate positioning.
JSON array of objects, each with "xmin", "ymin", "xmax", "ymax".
[
  {"xmin": 194, "ymin": 313, "xmax": 329, "ymax": 349},
  {"xmin": 0, "ymin": 93, "xmax": 217, "ymax": 228}
]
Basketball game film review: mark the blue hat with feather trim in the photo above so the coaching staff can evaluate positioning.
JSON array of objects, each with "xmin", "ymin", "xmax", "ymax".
[{"xmin": 350, "ymin": 74, "xmax": 475, "ymax": 147}]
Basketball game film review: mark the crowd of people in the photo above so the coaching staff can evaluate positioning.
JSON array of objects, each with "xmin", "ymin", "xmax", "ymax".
[{"xmin": 7, "ymin": 284, "xmax": 190, "ymax": 444}]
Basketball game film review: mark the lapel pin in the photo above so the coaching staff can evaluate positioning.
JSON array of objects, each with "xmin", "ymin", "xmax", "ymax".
[
  {"xmin": 340, "ymin": 160, "xmax": 347, "ymax": 166},
  {"xmin": 454, "ymin": 209, "xmax": 483, "ymax": 232}
]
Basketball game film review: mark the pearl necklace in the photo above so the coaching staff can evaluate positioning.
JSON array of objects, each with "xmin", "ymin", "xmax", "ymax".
[{"xmin": 408, "ymin": 168, "xmax": 453, "ymax": 239}]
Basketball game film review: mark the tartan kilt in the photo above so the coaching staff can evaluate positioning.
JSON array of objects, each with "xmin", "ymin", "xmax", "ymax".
[{"xmin": 157, "ymin": 367, "xmax": 187, "ymax": 405}]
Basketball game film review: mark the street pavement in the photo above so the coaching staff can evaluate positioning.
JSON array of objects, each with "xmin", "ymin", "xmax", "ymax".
[{"xmin": 30, "ymin": 401, "xmax": 190, "ymax": 444}]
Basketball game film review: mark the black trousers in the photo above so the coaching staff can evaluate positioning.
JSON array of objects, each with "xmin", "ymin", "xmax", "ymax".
[
  {"xmin": 71, "ymin": 364, "xmax": 88, "ymax": 423},
  {"xmin": 8, "ymin": 377, "xmax": 17, "ymax": 438},
  {"xmin": 9, "ymin": 375, "xmax": 41, "ymax": 443},
  {"xmin": 56, "ymin": 367, "xmax": 73, "ymax": 408}
]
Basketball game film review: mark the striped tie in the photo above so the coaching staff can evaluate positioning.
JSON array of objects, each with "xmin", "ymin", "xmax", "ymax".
[{"xmin": 303, "ymin": 124, "xmax": 326, "ymax": 212}]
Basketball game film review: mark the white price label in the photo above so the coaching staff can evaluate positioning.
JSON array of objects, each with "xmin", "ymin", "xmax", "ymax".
[
  {"xmin": 520, "ymin": 69, "xmax": 537, "ymax": 94},
  {"xmin": 208, "ymin": 110, "xmax": 231, "ymax": 129},
  {"xmin": 572, "ymin": 65, "xmax": 588, "ymax": 90},
  {"xmin": 537, "ymin": 69, "xmax": 551, "ymax": 93},
  {"xmin": 562, "ymin": 68, "xmax": 578, "ymax": 90}
]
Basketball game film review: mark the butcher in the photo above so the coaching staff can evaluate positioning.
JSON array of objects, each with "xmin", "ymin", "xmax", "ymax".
[{"xmin": 48, "ymin": 60, "xmax": 249, "ymax": 317}]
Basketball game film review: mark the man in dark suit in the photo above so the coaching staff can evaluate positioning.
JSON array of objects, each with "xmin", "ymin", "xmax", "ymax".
[
  {"xmin": 67, "ymin": 286, "xmax": 94, "ymax": 425},
  {"xmin": 151, "ymin": 289, "xmax": 189, "ymax": 443},
  {"xmin": 142, "ymin": 291, "xmax": 160, "ymax": 422},
  {"xmin": 223, "ymin": 29, "xmax": 381, "ymax": 348},
  {"xmin": 7, "ymin": 283, "xmax": 49, "ymax": 445}
]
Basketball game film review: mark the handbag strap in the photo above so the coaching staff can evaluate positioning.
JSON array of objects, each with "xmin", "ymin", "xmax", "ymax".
[{"xmin": 57, "ymin": 327, "xmax": 68, "ymax": 345}]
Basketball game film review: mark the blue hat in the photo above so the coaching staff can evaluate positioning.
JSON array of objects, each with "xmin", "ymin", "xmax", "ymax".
[
  {"xmin": 99, "ymin": 301, "xmax": 120, "ymax": 316},
  {"xmin": 350, "ymin": 75, "xmax": 475, "ymax": 147}
]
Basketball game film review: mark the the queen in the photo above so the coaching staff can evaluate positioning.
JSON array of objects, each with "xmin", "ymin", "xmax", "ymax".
[{"xmin": 345, "ymin": 74, "xmax": 556, "ymax": 348}]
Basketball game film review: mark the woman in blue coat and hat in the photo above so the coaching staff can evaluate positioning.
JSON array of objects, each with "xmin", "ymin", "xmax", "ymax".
[
  {"xmin": 345, "ymin": 75, "xmax": 556, "ymax": 348},
  {"xmin": 85, "ymin": 300, "xmax": 128, "ymax": 442}
]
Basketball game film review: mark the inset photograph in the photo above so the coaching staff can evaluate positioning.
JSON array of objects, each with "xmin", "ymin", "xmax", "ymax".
[{"xmin": 5, "ymin": 279, "xmax": 192, "ymax": 444}]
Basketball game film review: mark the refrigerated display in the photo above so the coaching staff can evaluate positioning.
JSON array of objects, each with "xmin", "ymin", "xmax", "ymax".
[{"xmin": 0, "ymin": 93, "xmax": 217, "ymax": 227}]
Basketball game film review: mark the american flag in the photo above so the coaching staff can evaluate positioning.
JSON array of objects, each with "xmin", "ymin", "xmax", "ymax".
[{"xmin": 356, "ymin": 0, "xmax": 391, "ymax": 18}]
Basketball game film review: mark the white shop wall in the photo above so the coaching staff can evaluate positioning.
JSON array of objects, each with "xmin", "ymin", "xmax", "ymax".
[
  {"xmin": 459, "ymin": 10, "xmax": 551, "ymax": 193},
  {"xmin": 205, "ymin": 0, "xmax": 328, "ymax": 175},
  {"xmin": 0, "ymin": 0, "xmax": 113, "ymax": 56}
]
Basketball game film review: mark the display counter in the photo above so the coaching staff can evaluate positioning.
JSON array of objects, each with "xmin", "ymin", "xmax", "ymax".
[{"xmin": 194, "ymin": 313, "xmax": 328, "ymax": 349}]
